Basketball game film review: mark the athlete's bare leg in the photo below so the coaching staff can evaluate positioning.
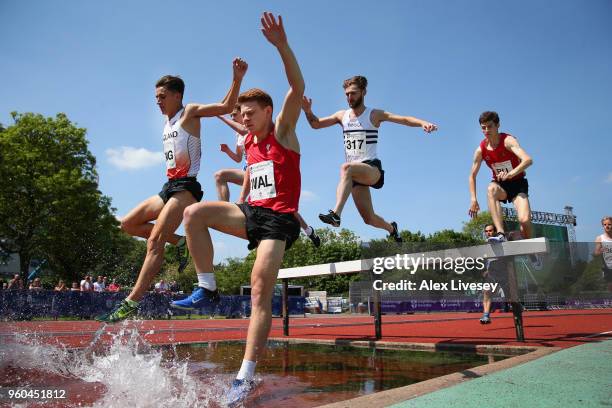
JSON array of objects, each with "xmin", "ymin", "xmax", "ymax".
[
  {"xmin": 512, "ymin": 193, "xmax": 533, "ymax": 238},
  {"xmin": 333, "ymin": 162, "xmax": 381, "ymax": 216},
  {"xmin": 351, "ymin": 185, "xmax": 394, "ymax": 233},
  {"xmin": 120, "ymin": 195, "xmax": 182, "ymax": 245},
  {"xmin": 243, "ymin": 239, "xmax": 286, "ymax": 362},
  {"xmin": 183, "ymin": 201, "xmax": 248, "ymax": 273},
  {"xmin": 483, "ymin": 290, "xmax": 492, "ymax": 314},
  {"xmin": 487, "ymin": 182, "xmax": 507, "ymax": 234},
  {"xmin": 215, "ymin": 169, "xmax": 246, "ymax": 201},
  {"xmin": 293, "ymin": 212, "xmax": 308, "ymax": 230},
  {"xmin": 127, "ymin": 191, "xmax": 196, "ymax": 301}
]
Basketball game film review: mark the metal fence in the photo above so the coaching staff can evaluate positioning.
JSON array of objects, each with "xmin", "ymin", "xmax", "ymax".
[{"xmin": 0, "ymin": 290, "xmax": 305, "ymax": 320}]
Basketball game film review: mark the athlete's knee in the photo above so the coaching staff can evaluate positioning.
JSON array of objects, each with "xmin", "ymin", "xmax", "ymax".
[
  {"xmin": 250, "ymin": 282, "xmax": 272, "ymax": 311},
  {"xmin": 340, "ymin": 163, "xmax": 353, "ymax": 178},
  {"xmin": 214, "ymin": 170, "xmax": 226, "ymax": 184},
  {"xmin": 487, "ymin": 183, "xmax": 503, "ymax": 198},
  {"xmin": 183, "ymin": 204, "xmax": 204, "ymax": 230},
  {"xmin": 518, "ymin": 214, "xmax": 531, "ymax": 226},
  {"xmin": 120, "ymin": 216, "xmax": 138, "ymax": 234}
]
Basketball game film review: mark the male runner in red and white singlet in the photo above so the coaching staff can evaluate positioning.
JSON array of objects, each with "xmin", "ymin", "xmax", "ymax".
[
  {"xmin": 96, "ymin": 59, "xmax": 248, "ymax": 323},
  {"xmin": 180, "ymin": 12, "xmax": 305, "ymax": 405},
  {"xmin": 468, "ymin": 111, "xmax": 534, "ymax": 243}
]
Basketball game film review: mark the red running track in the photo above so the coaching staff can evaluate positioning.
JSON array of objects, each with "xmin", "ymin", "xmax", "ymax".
[{"xmin": 1, "ymin": 309, "xmax": 611, "ymax": 349}]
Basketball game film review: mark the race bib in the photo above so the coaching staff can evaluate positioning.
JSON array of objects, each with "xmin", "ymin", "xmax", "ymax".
[
  {"xmin": 492, "ymin": 160, "xmax": 513, "ymax": 176},
  {"xmin": 249, "ymin": 160, "xmax": 276, "ymax": 201},
  {"xmin": 344, "ymin": 132, "xmax": 367, "ymax": 162},
  {"xmin": 603, "ymin": 242, "xmax": 612, "ymax": 268},
  {"xmin": 163, "ymin": 137, "xmax": 176, "ymax": 170}
]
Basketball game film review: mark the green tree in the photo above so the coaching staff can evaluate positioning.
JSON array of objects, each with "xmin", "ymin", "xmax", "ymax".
[
  {"xmin": 462, "ymin": 211, "xmax": 493, "ymax": 241},
  {"xmin": 0, "ymin": 112, "xmax": 121, "ymax": 282}
]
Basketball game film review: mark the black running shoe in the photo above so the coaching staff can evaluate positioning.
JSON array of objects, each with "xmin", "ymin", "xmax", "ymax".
[
  {"xmin": 319, "ymin": 210, "xmax": 341, "ymax": 227},
  {"xmin": 176, "ymin": 236, "xmax": 189, "ymax": 273},
  {"xmin": 307, "ymin": 228, "xmax": 321, "ymax": 248},
  {"xmin": 389, "ymin": 221, "xmax": 403, "ymax": 243}
]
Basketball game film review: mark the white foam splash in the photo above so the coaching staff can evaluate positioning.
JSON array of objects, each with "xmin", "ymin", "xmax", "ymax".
[{"xmin": 1, "ymin": 327, "xmax": 227, "ymax": 408}]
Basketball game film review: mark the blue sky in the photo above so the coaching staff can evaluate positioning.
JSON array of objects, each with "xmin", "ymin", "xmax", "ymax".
[{"xmin": 1, "ymin": 0, "xmax": 610, "ymax": 262}]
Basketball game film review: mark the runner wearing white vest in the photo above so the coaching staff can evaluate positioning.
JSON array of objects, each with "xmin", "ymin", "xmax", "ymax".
[
  {"xmin": 594, "ymin": 216, "xmax": 612, "ymax": 292},
  {"xmin": 97, "ymin": 58, "xmax": 248, "ymax": 323},
  {"xmin": 302, "ymin": 75, "xmax": 437, "ymax": 241}
]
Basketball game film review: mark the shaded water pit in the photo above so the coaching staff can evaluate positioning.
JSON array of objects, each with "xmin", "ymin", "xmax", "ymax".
[
  {"xmin": 167, "ymin": 340, "xmax": 516, "ymax": 407},
  {"xmin": 0, "ymin": 330, "xmax": 518, "ymax": 408}
]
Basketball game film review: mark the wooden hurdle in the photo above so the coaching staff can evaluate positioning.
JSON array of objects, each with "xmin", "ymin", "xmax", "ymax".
[{"xmin": 277, "ymin": 237, "xmax": 549, "ymax": 342}]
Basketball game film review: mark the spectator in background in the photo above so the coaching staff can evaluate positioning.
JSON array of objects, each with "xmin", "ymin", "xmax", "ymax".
[
  {"xmin": 169, "ymin": 280, "xmax": 179, "ymax": 293},
  {"xmin": 29, "ymin": 277, "xmax": 43, "ymax": 291},
  {"xmin": 103, "ymin": 276, "xmax": 109, "ymax": 289},
  {"xmin": 8, "ymin": 274, "xmax": 24, "ymax": 290},
  {"xmin": 107, "ymin": 279, "xmax": 121, "ymax": 292},
  {"xmin": 155, "ymin": 279, "xmax": 170, "ymax": 294},
  {"xmin": 93, "ymin": 275, "xmax": 105, "ymax": 292},
  {"xmin": 71, "ymin": 282, "xmax": 80, "ymax": 291},
  {"xmin": 80, "ymin": 275, "xmax": 93, "ymax": 292},
  {"xmin": 54, "ymin": 280, "xmax": 67, "ymax": 291},
  {"xmin": 2, "ymin": 282, "xmax": 7, "ymax": 290}
]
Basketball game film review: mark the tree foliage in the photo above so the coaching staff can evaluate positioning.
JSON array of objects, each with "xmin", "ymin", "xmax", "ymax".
[{"xmin": 0, "ymin": 112, "xmax": 139, "ymax": 283}]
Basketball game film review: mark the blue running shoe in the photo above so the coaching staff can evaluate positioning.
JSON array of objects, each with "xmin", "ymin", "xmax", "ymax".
[
  {"xmin": 487, "ymin": 232, "xmax": 507, "ymax": 244},
  {"xmin": 226, "ymin": 379, "xmax": 256, "ymax": 407},
  {"xmin": 170, "ymin": 287, "xmax": 220, "ymax": 310},
  {"xmin": 479, "ymin": 316, "xmax": 492, "ymax": 324}
]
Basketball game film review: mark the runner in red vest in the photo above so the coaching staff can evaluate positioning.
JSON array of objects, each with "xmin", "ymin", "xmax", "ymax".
[
  {"xmin": 181, "ymin": 12, "xmax": 304, "ymax": 405},
  {"xmin": 468, "ymin": 111, "xmax": 534, "ymax": 242}
]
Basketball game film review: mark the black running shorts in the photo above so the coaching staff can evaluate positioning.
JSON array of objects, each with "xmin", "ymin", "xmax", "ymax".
[
  {"xmin": 236, "ymin": 203, "xmax": 300, "ymax": 251},
  {"xmin": 495, "ymin": 178, "xmax": 529, "ymax": 203},
  {"xmin": 603, "ymin": 266, "xmax": 612, "ymax": 283},
  {"xmin": 158, "ymin": 177, "xmax": 203, "ymax": 203},
  {"xmin": 353, "ymin": 159, "xmax": 385, "ymax": 189}
]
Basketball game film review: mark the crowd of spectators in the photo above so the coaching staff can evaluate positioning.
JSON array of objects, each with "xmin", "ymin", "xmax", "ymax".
[{"xmin": 1, "ymin": 274, "xmax": 180, "ymax": 295}]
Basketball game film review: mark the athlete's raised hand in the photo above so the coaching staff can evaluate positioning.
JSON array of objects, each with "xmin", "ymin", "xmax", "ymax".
[
  {"xmin": 422, "ymin": 122, "xmax": 438, "ymax": 133},
  {"xmin": 261, "ymin": 12, "xmax": 287, "ymax": 48},
  {"xmin": 468, "ymin": 200, "xmax": 480, "ymax": 218},
  {"xmin": 301, "ymin": 96, "xmax": 313, "ymax": 112},
  {"xmin": 232, "ymin": 58, "xmax": 248, "ymax": 80}
]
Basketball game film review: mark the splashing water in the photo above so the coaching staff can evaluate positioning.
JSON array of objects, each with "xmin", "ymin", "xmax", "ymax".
[{"xmin": 0, "ymin": 325, "xmax": 228, "ymax": 408}]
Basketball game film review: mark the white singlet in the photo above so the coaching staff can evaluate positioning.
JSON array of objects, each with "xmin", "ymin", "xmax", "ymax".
[
  {"xmin": 600, "ymin": 234, "xmax": 612, "ymax": 269},
  {"xmin": 341, "ymin": 107, "xmax": 378, "ymax": 163},
  {"xmin": 163, "ymin": 108, "xmax": 201, "ymax": 179}
]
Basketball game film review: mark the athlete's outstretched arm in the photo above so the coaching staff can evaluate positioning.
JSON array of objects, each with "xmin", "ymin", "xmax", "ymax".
[
  {"xmin": 218, "ymin": 115, "xmax": 248, "ymax": 136},
  {"xmin": 185, "ymin": 58, "xmax": 248, "ymax": 118},
  {"xmin": 373, "ymin": 110, "xmax": 438, "ymax": 133},
  {"xmin": 468, "ymin": 147, "xmax": 483, "ymax": 218},
  {"xmin": 301, "ymin": 96, "xmax": 343, "ymax": 129},
  {"xmin": 498, "ymin": 135, "xmax": 533, "ymax": 181},
  {"xmin": 594, "ymin": 235, "xmax": 603, "ymax": 256},
  {"xmin": 261, "ymin": 12, "xmax": 304, "ymax": 134},
  {"xmin": 220, "ymin": 143, "xmax": 244, "ymax": 163}
]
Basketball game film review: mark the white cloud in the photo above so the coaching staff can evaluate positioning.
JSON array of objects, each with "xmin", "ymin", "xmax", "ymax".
[
  {"xmin": 605, "ymin": 172, "xmax": 612, "ymax": 184},
  {"xmin": 106, "ymin": 146, "xmax": 164, "ymax": 170},
  {"xmin": 301, "ymin": 190, "xmax": 318, "ymax": 201}
]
